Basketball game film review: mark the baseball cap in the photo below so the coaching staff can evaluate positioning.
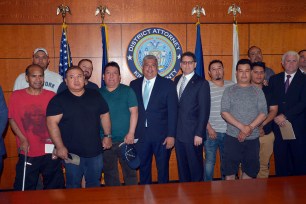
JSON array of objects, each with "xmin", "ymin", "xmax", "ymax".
[
  {"xmin": 33, "ymin": 48, "xmax": 49, "ymax": 56},
  {"xmin": 120, "ymin": 143, "xmax": 140, "ymax": 169}
]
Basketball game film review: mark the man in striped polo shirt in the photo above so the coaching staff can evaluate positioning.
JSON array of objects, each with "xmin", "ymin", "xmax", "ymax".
[{"xmin": 204, "ymin": 60, "xmax": 235, "ymax": 181}]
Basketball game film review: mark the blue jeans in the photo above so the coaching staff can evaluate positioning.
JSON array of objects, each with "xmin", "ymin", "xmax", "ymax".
[
  {"xmin": 64, "ymin": 153, "xmax": 103, "ymax": 188},
  {"xmin": 204, "ymin": 132, "xmax": 225, "ymax": 181}
]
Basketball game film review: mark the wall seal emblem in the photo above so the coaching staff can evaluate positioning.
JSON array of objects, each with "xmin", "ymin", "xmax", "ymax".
[{"xmin": 127, "ymin": 27, "xmax": 182, "ymax": 79}]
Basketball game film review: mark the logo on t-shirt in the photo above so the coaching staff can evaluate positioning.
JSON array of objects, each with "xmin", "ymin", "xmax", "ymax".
[
  {"xmin": 44, "ymin": 81, "xmax": 55, "ymax": 89},
  {"xmin": 126, "ymin": 27, "xmax": 182, "ymax": 79}
]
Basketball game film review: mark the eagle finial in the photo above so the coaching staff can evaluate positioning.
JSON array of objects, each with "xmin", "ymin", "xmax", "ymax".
[
  {"xmin": 56, "ymin": 4, "xmax": 72, "ymax": 24},
  {"xmin": 228, "ymin": 4, "xmax": 241, "ymax": 24},
  {"xmin": 95, "ymin": 5, "xmax": 111, "ymax": 24},
  {"xmin": 191, "ymin": 5, "xmax": 206, "ymax": 23}
]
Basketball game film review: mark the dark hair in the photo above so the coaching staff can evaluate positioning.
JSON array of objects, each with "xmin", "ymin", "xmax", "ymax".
[
  {"xmin": 25, "ymin": 64, "xmax": 44, "ymax": 76},
  {"xmin": 251, "ymin": 62, "xmax": 266, "ymax": 71},
  {"xmin": 236, "ymin": 59, "xmax": 252, "ymax": 71},
  {"xmin": 181, "ymin": 52, "xmax": 196, "ymax": 62},
  {"xmin": 208, "ymin": 60, "xmax": 223, "ymax": 71},
  {"xmin": 78, "ymin": 59, "xmax": 93, "ymax": 67},
  {"xmin": 103, "ymin": 61, "xmax": 121, "ymax": 75},
  {"xmin": 298, "ymin": 50, "xmax": 306, "ymax": 55},
  {"xmin": 65, "ymin": 66, "xmax": 84, "ymax": 78},
  {"xmin": 247, "ymin": 46, "xmax": 261, "ymax": 57}
]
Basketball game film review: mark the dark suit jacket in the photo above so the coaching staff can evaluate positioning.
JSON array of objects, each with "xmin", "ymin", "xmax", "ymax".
[
  {"xmin": 130, "ymin": 75, "xmax": 178, "ymax": 142},
  {"xmin": 174, "ymin": 74, "xmax": 210, "ymax": 143},
  {"xmin": 269, "ymin": 69, "xmax": 306, "ymax": 137}
]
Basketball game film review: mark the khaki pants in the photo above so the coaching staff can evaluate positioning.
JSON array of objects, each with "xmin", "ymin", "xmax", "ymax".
[{"xmin": 257, "ymin": 132, "xmax": 275, "ymax": 178}]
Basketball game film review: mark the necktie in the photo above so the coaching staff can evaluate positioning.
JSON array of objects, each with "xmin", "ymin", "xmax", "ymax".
[
  {"xmin": 285, "ymin": 75, "xmax": 291, "ymax": 93},
  {"xmin": 179, "ymin": 76, "xmax": 187, "ymax": 99},
  {"xmin": 143, "ymin": 80, "xmax": 150, "ymax": 109}
]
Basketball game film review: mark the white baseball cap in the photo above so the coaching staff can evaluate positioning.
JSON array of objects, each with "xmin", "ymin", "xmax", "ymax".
[{"xmin": 33, "ymin": 48, "xmax": 48, "ymax": 56}]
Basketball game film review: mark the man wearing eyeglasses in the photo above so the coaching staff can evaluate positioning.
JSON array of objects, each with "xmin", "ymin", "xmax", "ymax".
[{"xmin": 174, "ymin": 51, "xmax": 210, "ymax": 182}]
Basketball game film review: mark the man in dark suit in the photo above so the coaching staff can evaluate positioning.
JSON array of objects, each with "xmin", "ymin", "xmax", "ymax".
[
  {"xmin": 174, "ymin": 52, "xmax": 210, "ymax": 182},
  {"xmin": 130, "ymin": 55, "xmax": 178, "ymax": 184},
  {"xmin": 269, "ymin": 51, "xmax": 306, "ymax": 176}
]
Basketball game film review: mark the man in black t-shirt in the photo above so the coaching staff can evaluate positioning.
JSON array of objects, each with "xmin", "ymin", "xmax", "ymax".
[
  {"xmin": 251, "ymin": 62, "xmax": 278, "ymax": 178},
  {"xmin": 47, "ymin": 66, "xmax": 112, "ymax": 188}
]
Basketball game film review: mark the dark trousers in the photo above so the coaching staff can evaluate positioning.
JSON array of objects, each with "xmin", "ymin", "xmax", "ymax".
[
  {"xmin": 274, "ymin": 128, "xmax": 306, "ymax": 176},
  {"xmin": 135, "ymin": 139, "xmax": 171, "ymax": 184},
  {"xmin": 175, "ymin": 140, "xmax": 204, "ymax": 182},
  {"xmin": 103, "ymin": 142, "xmax": 138, "ymax": 186},
  {"xmin": 14, "ymin": 154, "xmax": 64, "ymax": 191}
]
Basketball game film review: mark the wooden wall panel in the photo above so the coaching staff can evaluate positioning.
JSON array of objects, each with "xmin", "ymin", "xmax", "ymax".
[
  {"xmin": 1, "ymin": 1, "xmax": 306, "ymax": 24},
  {"xmin": 0, "ymin": 157, "xmax": 17, "ymax": 189},
  {"xmin": 0, "ymin": 26, "xmax": 54, "ymax": 58},
  {"xmin": 249, "ymin": 24, "xmax": 306, "ymax": 55},
  {"xmin": 186, "ymin": 24, "xmax": 249, "ymax": 56}
]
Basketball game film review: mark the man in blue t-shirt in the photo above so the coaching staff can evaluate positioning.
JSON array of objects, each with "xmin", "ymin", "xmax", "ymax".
[
  {"xmin": 47, "ymin": 66, "xmax": 111, "ymax": 188},
  {"xmin": 100, "ymin": 61, "xmax": 138, "ymax": 186}
]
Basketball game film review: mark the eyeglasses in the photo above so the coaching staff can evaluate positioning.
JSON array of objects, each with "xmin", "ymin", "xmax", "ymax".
[{"xmin": 181, "ymin": 61, "xmax": 195, "ymax": 65}]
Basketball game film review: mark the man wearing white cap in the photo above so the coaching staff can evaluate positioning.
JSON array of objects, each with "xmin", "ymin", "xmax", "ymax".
[{"xmin": 13, "ymin": 48, "xmax": 63, "ymax": 93}]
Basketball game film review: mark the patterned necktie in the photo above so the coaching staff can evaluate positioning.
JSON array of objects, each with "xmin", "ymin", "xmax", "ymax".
[
  {"xmin": 179, "ymin": 76, "xmax": 187, "ymax": 99},
  {"xmin": 285, "ymin": 75, "xmax": 291, "ymax": 93},
  {"xmin": 143, "ymin": 80, "xmax": 150, "ymax": 109}
]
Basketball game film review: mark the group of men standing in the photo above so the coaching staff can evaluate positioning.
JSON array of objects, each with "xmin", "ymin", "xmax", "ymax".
[{"xmin": 1, "ymin": 46, "xmax": 306, "ymax": 190}]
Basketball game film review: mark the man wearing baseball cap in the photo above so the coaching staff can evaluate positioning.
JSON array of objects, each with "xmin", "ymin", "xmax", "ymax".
[{"xmin": 13, "ymin": 48, "xmax": 63, "ymax": 93}]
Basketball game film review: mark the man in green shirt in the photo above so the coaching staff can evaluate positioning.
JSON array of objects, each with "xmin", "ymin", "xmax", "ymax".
[{"xmin": 100, "ymin": 61, "xmax": 138, "ymax": 186}]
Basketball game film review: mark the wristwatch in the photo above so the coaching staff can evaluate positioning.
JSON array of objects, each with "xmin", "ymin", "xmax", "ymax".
[{"xmin": 104, "ymin": 134, "xmax": 112, "ymax": 138}]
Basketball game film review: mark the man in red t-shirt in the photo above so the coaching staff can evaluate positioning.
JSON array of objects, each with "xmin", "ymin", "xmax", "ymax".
[{"xmin": 9, "ymin": 64, "xmax": 64, "ymax": 190}]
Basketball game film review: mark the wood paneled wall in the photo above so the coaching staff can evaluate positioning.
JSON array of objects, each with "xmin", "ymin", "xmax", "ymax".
[{"xmin": 1, "ymin": 0, "xmax": 306, "ymax": 189}]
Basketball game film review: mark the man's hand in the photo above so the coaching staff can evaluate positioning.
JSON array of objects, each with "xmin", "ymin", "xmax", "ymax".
[
  {"xmin": 163, "ymin": 137, "xmax": 175, "ymax": 149},
  {"xmin": 194, "ymin": 136, "xmax": 203, "ymax": 146},
  {"xmin": 52, "ymin": 148, "xmax": 58, "ymax": 160},
  {"xmin": 102, "ymin": 137, "xmax": 112, "ymax": 150},
  {"xmin": 240, "ymin": 125, "xmax": 252, "ymax": 136},
  {"xmin": 237, "ymin": 131, "xmax": 248, "ymax": 142},
  {"xmin": 56, "ymin": 146, "xmax": 69, "ymax": 160},
  {"xmin": 19, "ymin": 138, "xmax": 29, "ymax": 154},
  {"xmin": 124, "ymin": 133, "xmax": 134, "ymax": 144},
  {"xmin": 259, "ymin": 125, "xmax": 265, "ymax": 137},
  {"xmin": 274, "ymin": 114, "xmax": 286, "ymax": 127},
  {"xmin": 207, "ymin": 126, "xmax": 217, "ymax": 140}
]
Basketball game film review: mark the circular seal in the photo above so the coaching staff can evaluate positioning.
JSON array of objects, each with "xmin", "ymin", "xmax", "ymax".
[{"xmin": 127, "ymin": 27, "xmax": 182, "ymax": 79}]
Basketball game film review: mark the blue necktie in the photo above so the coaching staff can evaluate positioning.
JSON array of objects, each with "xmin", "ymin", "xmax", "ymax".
[{"xmin": 143, "ymin": 80, "xmax": 150, "ymax": 109}]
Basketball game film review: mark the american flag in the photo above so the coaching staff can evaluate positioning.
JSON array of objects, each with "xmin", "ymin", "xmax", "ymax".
[{"xmin": 59, "ymin": 27, "xmax": 73, "ymax": 79}]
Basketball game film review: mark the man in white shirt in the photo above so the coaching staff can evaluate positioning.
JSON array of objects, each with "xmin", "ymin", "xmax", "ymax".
[
  {"xmin": 13, "ymin": 48, "xmax": 62, "ymax": 93},
  {"xmin": 269, "ymin": 51, "xmax": 306, "ymax": 176}
]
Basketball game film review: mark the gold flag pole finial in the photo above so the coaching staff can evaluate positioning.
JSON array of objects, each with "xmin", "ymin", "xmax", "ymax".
[
  {"xmin": 56, "ymin": 4, "xmax": 72, "ymax": 26},
  {"xmin": 228, "ymin": 4, "xmax": 241, "ymax": 24},
  {"xmin": 191, "ymin": 5, "xmax": 206, "ymax": 24},
  {"xmin": 95, "ymin": 5, "xmax": 111, "ymax": 25}
]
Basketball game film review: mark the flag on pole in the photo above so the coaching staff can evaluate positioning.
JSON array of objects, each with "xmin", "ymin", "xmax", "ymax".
[
  {"xmin": 195, "ymin": 22, "xmax": 205, "ymax": 78},
  {"xmin": 232, "ymin": 23, "xmax": 239, "ymax": 83},
  {"xmin": 59, "ymin": 24, "xmax": 73, "ymax": 79},
  {"xmin": 101, "ymin": 24, "xmax": 109, "ymax": 87}
]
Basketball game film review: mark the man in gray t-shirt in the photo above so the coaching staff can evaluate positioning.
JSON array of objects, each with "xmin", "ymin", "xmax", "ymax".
[{"xmin": 221, "ymin": 59, "xmax": 267, "ymax": 180}]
